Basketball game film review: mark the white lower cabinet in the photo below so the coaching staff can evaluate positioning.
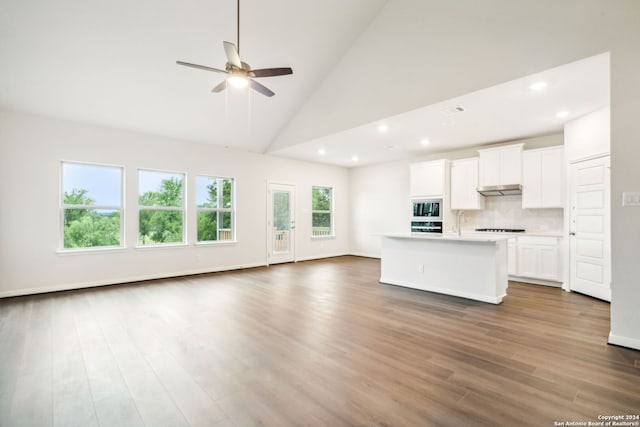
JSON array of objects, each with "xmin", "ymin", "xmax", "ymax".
[
  {"xmin": 507, "ymin": 238, "xmax": 517, "ymax": 275},
  {"xmin": 515, "ymin": 236, "xmax": 561, "ymax": 282}
]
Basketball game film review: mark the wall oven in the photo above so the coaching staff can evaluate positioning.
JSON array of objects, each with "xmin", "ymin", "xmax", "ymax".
[
  {"xmin": 412, "ymin": 198, "xmax": 442, "ymax": 221},
  {"xmin": 411, "ymin": 221, "xmax": 443, "ymax": 234}
]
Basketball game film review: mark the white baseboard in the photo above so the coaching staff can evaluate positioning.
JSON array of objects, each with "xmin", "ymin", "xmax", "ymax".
[
  {"xmin": 380, "ymin": 277, "xmax": 505, "ymax": 304},
  {"xmin": 348, "ymin": 252, "xmax": 381, "ymax": 259},
  {"xmin": 295, "ymin": 252, "xmax": 349, "ymax": 262},
  {"xmin": 509, "ymin": 275, "xmax": 562, "ymax": 287},
  {"xmin": 608, "ymin": 332, "xmax": 640, "ymax": 351},
  {"xmin": 0, "ymin": 262, "xmax": 268, "ymax": 298}
]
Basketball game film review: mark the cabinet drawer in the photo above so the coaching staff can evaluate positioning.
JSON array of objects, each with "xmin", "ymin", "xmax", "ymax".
[{"xmin": 517, "ymin": 236, "xmax": 558, "ymax": 246}]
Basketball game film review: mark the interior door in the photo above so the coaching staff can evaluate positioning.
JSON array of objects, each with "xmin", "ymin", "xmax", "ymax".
[
  {"xmin": 569, "ymin": 156, "xmax": 611, "ymax": 301},
  {"xmin": 268, "ymin": 183, "xmax": 295, "ymax": 264}
]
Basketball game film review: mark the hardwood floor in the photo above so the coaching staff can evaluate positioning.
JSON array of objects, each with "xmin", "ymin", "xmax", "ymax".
[{"xmin": 1, "ymin": 255, "xmax": 638, "ymax": 426}]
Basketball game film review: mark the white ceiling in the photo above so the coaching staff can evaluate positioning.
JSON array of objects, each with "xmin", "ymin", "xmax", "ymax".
[
  {"xmin": 0, "ymin": 0, "xmax": 616, "ymax": 166},
  {"xmin": 0, "ymin": 0, "xmax": 386, "ymax": 152},
  {"xmin": 271, "ymin": 53, "xmax": 610, "ymax": 167}
]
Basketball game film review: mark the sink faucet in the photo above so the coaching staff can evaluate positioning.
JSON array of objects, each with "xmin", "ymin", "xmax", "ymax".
[{"xmin": 456, "ymin": 211, "xmax": 465, "ymax": 236}]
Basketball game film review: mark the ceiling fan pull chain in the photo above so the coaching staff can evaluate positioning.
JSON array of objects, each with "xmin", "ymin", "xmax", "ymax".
[{"xmin": 237, "ymin": 0, "xmax": 240, "ymax": 55}]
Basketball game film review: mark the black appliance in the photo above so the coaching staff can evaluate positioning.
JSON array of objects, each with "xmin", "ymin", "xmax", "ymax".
[
  {"xmin": 475, "ymin": 228, "xmax": 526, "ymax": 233},
  {"xmin": 412, "ymin": 199, "xmax": 442, "ymax": 221},
  {"xmin": 411, "ymin": 221, "xmax": 443, "ymax": 234}
]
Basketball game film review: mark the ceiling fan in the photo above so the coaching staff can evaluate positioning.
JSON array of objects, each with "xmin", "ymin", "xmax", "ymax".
[{"xmin": 176, "ymin": 0, "xmax": 293, "ymax": 97}]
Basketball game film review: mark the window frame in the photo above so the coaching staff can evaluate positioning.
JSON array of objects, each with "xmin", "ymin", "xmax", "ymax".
[
  {"xmin": 137, "ymin": 168, "xmax": 187, "ymax": 247},
  {"xmin": 59, "ymin": 160, "xmax": 125, "ymax": 252},
  {"xmin": 311, "ymin": 185, "xmax": 334, "ymax": 238},
  {"xmin": 195, "ymin": 175, "xmax": 236, "ymax": 244}
]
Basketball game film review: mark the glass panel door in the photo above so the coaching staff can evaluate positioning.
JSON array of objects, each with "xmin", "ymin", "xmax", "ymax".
[
  {"xmin": 272, "ymin": 190, "xmax": 290, "ymax": 254},
  {"xmin": 268, "ymin": 183, "xmax": 295, "ymax": 264}
]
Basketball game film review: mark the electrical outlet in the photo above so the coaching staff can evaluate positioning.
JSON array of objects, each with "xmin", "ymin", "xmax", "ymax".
[
  {"xmin": 622, "ymin": 192, "xmax": 640, "ymax": 207},
  {"xmin": 418, "ymin": 264, "xmax": 424, "ymax": 273}
]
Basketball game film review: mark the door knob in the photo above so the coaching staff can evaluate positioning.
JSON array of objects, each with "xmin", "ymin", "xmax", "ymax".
[{"xmin": 569, "ymin": 232, "xmax": 576, "ymax": 236}]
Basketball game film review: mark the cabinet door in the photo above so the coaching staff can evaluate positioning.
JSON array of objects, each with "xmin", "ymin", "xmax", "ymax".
[
  {"xmin": 410, "ymin": 161, "xmax": 443, "ymax": 197},
  {"xmin": 540, "ymin": 148, "xmax": 564, "ymax": 207},
  {"xmin": 507, "ymin": 241, "xmax": 517, "ymax": 275},
  {"xmin": 517, "ymin": 245, "xmax": 538, "ymax": 278},
  {"xmin": 451, "ymin": 159, "xmax": 483, "ymax": 210},
  {"xmin": 500, "ymin": 145, "xmax": 523, "ymax": 184},
  {"xmin": 450, "ymin": 162, "xmax": 466, "ymax": 209},
  {"xmin": 522, "ymin": 151, "xmax": 541, "ymax": 208},
  {"xmin": 478, "ymin": 150, "xmax": 500, "ymax": 187},
  {"xmin": 538, "ymin": 245, "xmax": 559, "ymax": 280}
]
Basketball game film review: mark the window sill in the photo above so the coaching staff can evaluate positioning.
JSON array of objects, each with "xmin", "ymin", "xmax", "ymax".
[
  {"xmin": 134, "ymin": 243, "xmax": 189, "ymax": 250},
  {"xmin": 311, "ymin": 235, "xmax": 336, "ymax": 240},
  {"xmin": 195, "ymin": 240, "xmax": 237, "ymax": 247},
  {"xmin": 57, "ymin": 246, "xmax": 126, "ymax": 256}
]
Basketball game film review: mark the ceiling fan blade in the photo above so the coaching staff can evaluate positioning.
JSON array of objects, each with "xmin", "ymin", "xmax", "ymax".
[
  {"xmin": 176, "ymin": 61, "xmax": 227, "ymax": 74},
  {"xmin": 211, "ymin": 80, "xmax": 228, "ymax": 93},
  {"xmin": 223, "ymin": 41, "xmax": 242, "ymax": 68},
  {"xmin": 249, "ymin": 67, "xmax": 293, "ymax": 78},
  {"xmin": 249, "ymin": 79, "xmax": 275, "ymax": 97}
]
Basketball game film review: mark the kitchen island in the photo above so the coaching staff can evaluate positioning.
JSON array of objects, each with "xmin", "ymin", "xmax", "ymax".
[{"xmin": 380, "ymin": 233, "xmax": 508, "ymax": 304}]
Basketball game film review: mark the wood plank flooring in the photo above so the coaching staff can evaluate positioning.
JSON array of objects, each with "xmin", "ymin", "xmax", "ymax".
[{"xmin": 1, "ymin": 255, "xmax": 639, "ymax": 426}]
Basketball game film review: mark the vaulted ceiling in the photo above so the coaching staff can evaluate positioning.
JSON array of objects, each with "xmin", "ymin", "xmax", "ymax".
[{"xmin": 0, "ymin": 0, "xmax": 621, "ymax": 166}]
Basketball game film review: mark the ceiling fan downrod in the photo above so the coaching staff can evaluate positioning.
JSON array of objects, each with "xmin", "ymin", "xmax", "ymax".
[{"xmin": 236, "ymin": 0, "xmax": 240, "ymax": 55}]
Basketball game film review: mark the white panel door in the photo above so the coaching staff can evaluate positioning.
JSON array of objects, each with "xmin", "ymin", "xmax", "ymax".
[
  {"xmin": 569, "ymin": 156, "xmax": 611, "ymax": 301},
  {"xmin": 268, "ymin": 183, "xmax": 295, "ymax": 264}
]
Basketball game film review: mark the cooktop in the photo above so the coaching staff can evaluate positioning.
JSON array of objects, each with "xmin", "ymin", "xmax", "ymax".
[{"xmin": 475, "ymin": 228, "xmax": 526, "ymax": 233}]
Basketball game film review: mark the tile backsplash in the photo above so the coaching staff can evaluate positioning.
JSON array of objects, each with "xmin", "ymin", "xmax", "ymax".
[{"xmin": 460, "ymin": 195, "xmax": 564, "ymax": 233}]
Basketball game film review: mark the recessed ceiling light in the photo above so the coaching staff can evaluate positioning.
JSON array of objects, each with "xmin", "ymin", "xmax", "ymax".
[
  {"xmin": 317, "ymin": 148, "xmax": 326, "ymax": 156},
  {"xmin": 556, "ymin": 111, "xmax": 570, "ymax": 118},
  {"xmin": 420, "ymin": 138, "xmax": 430, "ymax": 146},
  {"xmin": 377, "ymin": 124, "xmax": 388, "ymax": 133},
  {"xmin": 351, "ymin": 155, "xmax": 359, "ymax": 162},
  {"xmin": 529, "ymin": 81, "xmax": 548, "ymax": 91}
]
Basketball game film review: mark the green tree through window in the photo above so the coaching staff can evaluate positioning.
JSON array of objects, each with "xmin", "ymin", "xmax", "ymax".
[
  {"xmin": 61, "ymin": 162, "xmax": 123, "ymax": 249},
  {"xmin": 196, "ymin": 176, "xmax": 234, "ymax": 242},
  {"xmin": 138, "ymin": 171, "xmax": 185, "ymax": 245},
  {"xmin": 312, "ymin": 186, "xmax": 333, "ymax": 236}
]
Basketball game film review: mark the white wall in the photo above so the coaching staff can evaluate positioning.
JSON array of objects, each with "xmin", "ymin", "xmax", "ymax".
[
  {"xmin": 348, "ymin": 160, "xmax": 409, "ymax": 258},
  {"xmin": 0, "ymin": 110, "xmax": 349, "ymax": 297},
  {"xmin": 348, "ymin": 134, "xmax": 564, "ymax": 258},
  {"xmin": 610, "ymin": 38, "xmax": 640, "ymax": 350},
  {"xmin": 564, "ymin": 106, "xmax": 610, "ymax": 162}
]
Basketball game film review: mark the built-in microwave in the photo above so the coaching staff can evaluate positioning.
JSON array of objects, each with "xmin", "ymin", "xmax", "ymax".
[{"xmin": 412, "ymin": 198, "xmax": 442, "ymax": 221}]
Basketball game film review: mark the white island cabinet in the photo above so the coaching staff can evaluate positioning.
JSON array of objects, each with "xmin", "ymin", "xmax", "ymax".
[{"xmin": 380, "ymin": 234, "xmax": 508, "ymax": 304}]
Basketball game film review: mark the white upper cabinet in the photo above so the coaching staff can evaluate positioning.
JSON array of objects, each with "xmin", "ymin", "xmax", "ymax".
[
  {"xmin": 410, "ymin": 159, "xmax": 449, "ymax": 198},
  {"xmin": 522, "ymin": 146, "xmax": 564, "ymax": 208},
  {"xmin": 478, "ymin": 143, "xmax": 524, "ymax": 187},
  {"xmin": 450, "ymin": 158, "xmax": 484, "ymax": 210}
]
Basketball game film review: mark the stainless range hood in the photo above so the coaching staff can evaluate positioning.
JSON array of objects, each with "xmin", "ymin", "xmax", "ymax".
[{"xmin": 476, "ymin": 184, "xmax": 523, "ymax": 196}]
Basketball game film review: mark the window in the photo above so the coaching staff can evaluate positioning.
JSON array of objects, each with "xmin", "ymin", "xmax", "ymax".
[
  {"xmin": 312, "ymin": 186, "xmax": 333, "ymax": 237},
  {"xmin": 138, "ymin": 170, "xmax": 185, "ymax": 245},
  {"xmin": 61, "ymin": 162, "xmax": 123, "ymax": 249},
  {"xmin": 196, "ymin": 176, "xmax": 234, "ymax": 242}
]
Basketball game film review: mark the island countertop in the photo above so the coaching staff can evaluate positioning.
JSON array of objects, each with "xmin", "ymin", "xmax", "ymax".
[{"xmin": 380, "ymin": 232, "xmax": 510, "ymax": 243}]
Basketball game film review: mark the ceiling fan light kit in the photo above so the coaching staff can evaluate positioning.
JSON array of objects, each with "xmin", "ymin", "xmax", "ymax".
[{"xmin": 176, "ymin": 0, "xmax": 293, "ymax": 97}]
